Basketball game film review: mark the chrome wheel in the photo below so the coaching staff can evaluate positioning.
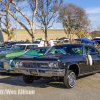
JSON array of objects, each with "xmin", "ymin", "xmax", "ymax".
[
  {"xmin": 68, "ymin": 72, "xmax": 76, "ymax": 87},
  {"xmin": 64, "ymin": 70, "xmax": 76, "ymax": 88}
]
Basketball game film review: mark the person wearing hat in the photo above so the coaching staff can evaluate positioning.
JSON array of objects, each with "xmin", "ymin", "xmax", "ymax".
[
  {"xmin": 39, "ymin": 38, "xmax": 44, "ymax": 47},
  {"xmin": 49, "ymin": 38, "xmax": 54, "ymax": 47}
]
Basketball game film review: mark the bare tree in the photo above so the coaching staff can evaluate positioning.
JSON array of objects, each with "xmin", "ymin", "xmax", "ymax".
[
  {"xmin": 0, "ymin": 0, "xmax": 38, "ymax": 42},
  {"xmin": 58, "ymin": 3, "xmax": 89, "ymax": 43},
  {"xmin": 29, "ymin": 0, "xmax": 63, "ymax": 41},
  {"xmin": 0, "ymin": 0, "xmax": 12, "ymax": 40}
]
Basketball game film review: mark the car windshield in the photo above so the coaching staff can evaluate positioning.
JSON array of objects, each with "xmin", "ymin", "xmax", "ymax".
[
  {"xmin": 10, "ymin": 45, "xmax": 26, "ymax": 50},
  {"xmin": 23, "ymin": 48, "xmax": 47, "ymax": 56},
  {"xmin": 46, "ymin": 45, "xmax": 83, "ymax": 55}
]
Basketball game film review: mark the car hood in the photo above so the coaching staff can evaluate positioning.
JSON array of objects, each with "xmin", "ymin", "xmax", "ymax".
[
  {"xmin": 6, "ymin": 50, "xmax": 25, "ymax": 58},
  {"xmin": 1, "ymin": 57, "xmax": 14, "ymax": 61},
  {"xmin": 13, "ymin": 54, "xmax": 69, "ymax": 61},
  {"xmin": 13, "ymin": 55, "xmax": 40, "ymax": 61}
]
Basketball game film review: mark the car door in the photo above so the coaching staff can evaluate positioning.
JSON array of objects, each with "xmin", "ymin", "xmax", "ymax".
[{"xmin": 85, "ymin": 46, "xmax": 100, "ymax": 72}]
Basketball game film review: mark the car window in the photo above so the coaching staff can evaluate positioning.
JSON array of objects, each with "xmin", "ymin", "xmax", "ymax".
[
  {"xmin": 26, "ymin": 45, "xmax": 38, "ymax": 49},
  {"xmin": 11, "ymin": 45, "xmax": 26, "ymax": 50},
  {"xmin": 46, "ymin": 45, "xmax": 82, "ymax": 55},
  {"xmin": 85, "ymin": 46, "xmax": 99, "ymax": 55}
]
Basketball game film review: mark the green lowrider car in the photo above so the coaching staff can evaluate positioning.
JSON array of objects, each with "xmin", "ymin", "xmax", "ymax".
[{"xmin": 0, "ymin": 47, "xmax": 49, "ymax": 73}]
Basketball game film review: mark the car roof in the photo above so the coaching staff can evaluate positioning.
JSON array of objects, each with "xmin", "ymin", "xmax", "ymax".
[
  {"xmin": 15, "ymin": 43, "xmax": 40, "ymax": 46},
  {"xmin": 54, "ymin": 44, "xmax": 93, "ymax": 47},
  {"xmin": 30, "ymin": 47, "xmax": 50, "ymax": 50}
]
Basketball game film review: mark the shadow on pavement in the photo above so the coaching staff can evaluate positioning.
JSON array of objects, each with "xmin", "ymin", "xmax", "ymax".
[
  {"xmin": 76, "ymin": 73, "xmax": 95, "ymax": 79},
  {"xmin": 0, "ymin": 72, "xmax": 65, "ymax": 89},
  {"xmin": 0, "ymin": 72, "xmax": 99, "ymax": 89}
]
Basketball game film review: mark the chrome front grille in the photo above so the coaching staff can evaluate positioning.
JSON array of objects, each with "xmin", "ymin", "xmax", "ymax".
[
  {"xmin": 2, "ymin": 61, "xmax": 10, "ymax": 69},
  {"xmin": 22, "ymin": 62, "xmax": 48, "ymax": 68}
]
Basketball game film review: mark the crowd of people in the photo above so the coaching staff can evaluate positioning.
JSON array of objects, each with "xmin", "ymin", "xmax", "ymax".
[{"xmin": 1, "ymin": 38, "xmax": 100, "ymax": 49}]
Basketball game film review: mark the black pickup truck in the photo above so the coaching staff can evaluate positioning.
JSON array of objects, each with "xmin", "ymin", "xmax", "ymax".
[{"xmin": 13, "ymin": 44, "xmax": 100, "ymax": 88}]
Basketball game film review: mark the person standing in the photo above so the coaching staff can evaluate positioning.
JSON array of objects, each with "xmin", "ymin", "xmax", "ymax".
[
  {"xmin": 39, "ymin": 38, "xmax": 44, "ymax": 47},
  {"xmin": 49, "ymin": 39, "xmax": 54, "ymax": 47}
]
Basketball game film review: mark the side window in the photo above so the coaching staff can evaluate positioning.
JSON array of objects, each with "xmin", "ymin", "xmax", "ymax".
[
  {"xmin": 71, "ymin": 47, "xmax": 82, "ymax": 54},
  {"xmin": 26, "ymin": 46, "xmax": 30, "ymax": 49},
  {"xmin": 85, "ymin": 46, "xmax": 99, "ymax": 55},
  {"xmin": 89, "ymin": 47, "xmax": 99, "ymax": 55}
]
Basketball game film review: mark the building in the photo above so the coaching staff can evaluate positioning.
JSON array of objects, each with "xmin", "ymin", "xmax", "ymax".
[{"xmin": 2, "ymin": 28, "xmax": 91, "ymax": 41}]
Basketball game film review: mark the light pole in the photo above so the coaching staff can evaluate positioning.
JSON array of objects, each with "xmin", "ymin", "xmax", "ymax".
[
  {"xmin": 13, "ymin": 11, "xmax": 17, "ymax": 41},
  {"xmin": 0, "ymin": 17, "xmax": 1, "ymax": 30}
]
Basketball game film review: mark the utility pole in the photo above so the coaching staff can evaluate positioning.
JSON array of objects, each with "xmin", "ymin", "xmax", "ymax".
[
  {"xmin": 13, "ymin": 11, "xmax": 17, "ymax": 41},
  {"xmin": 0, "ymin": 17, "xmax": 1, "ymax": 30}
]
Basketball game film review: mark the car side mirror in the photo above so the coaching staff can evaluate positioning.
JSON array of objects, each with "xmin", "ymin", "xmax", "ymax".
[{"xmin": 87, "ymin": 51, "xmax": 90, "ymax": 55}]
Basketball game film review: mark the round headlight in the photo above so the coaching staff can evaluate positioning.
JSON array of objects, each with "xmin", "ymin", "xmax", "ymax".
[
  {"xmin": 54, "ymin": 63, "xmax": 58, "ymax": 68},
  {"xmin": 13, "ymin": 61, "xmax": 16, "ymax": 66},
  {"xmin": 19, "ymin": 62, "xmax": 23, "ymax": 67},
  {"xmin": 49, "ymin": 63, "xmax": 54, "ymax": 68},
  {"xmin": 15, "ymin": 62, "xmax": 19, "ymax": 67}
]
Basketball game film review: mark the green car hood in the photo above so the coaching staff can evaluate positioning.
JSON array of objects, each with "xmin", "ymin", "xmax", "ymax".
[{"xmin": 6, "ymin": 50, "xmax": 25, "ymax": 57}]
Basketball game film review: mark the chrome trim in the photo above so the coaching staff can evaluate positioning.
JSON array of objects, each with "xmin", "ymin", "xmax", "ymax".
[
  {"xmin": 13, "ymin": 67, "xmax": 65, "ymax": 77},
  {"xmin": 79, "ymin": 70, "xmax": 100, "ymax": 76},
  {"xmin": 0, "ymin": 68, "xmax": 15, "ymax": 73},
  {"xmin": 14, "ymin": 60, "xmax": 58, "ymax": 63},
  {"xmin": 13, "ymin": 61, "xmax": 58, "ymax": 68},
  {"xmin": 1, "ymin": 60, "xmax": 10, "ymax": 69},
  {"xmin": 68, "ymin": 72, "xmax": 76, "ymax": 87}
]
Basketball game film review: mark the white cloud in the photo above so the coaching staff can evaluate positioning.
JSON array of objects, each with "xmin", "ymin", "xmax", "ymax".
[{"xmin": 85, "ymin": 7, "xmax": 100, "ymax": 14}]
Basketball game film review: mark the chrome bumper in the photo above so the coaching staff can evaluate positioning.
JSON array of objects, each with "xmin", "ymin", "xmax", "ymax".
[
  {"xmin": 0, "ymin": 68, "xmax": 15, "ymax": 73},
  {"xmin": 14, "ymin": 68, "xmax": 65, "ymax": 77}
]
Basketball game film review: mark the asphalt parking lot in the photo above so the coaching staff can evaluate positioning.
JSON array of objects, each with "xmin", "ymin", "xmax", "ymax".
[{"xmin": 0, "ymin": 72, "xmax": 100, "ymax": 100}]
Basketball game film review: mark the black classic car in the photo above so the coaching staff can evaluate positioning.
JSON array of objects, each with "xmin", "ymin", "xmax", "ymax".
[{"xmin": 13, "ymin": 44, "xmax": 100, "ymax": 88}]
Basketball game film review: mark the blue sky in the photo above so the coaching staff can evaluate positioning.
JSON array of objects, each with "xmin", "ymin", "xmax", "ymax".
[
  {"xmin": 1, "ymin": 0, "xmax": 100, "ymax": 31},
  {"xmin": 51, "ymin": 0, "xmax": 100, "ymax": 31},
  {"xmin": 61, "ymin": 0, "xmax": 100, "ymax": 31},
  {"xmin": 53, "ymin": 0, "xmax": 100, "ymax": 31}
]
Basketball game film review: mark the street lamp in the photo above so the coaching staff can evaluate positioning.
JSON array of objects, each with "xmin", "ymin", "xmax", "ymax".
[{"xmin": 13, "ymin": 11, "xmax": 17, "ymax": 41}]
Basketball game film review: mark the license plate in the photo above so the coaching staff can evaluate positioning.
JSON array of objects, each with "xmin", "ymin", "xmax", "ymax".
[{"xmin": 30, "ymin": 71, "xmax": 38, "ymax": 75}]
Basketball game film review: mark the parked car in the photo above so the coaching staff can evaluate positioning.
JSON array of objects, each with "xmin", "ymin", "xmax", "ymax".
[
  {"xmin": 0, "ymin": 42, "xmax": 25, "ymax": 52},
  {"xmin": 0, "ymin": 47, "xmax": 49, "ymax": 73},
  {"xmin": 13, "ymin": 44, "xmax": 100, "ymax": 88},
  {"xmin": 0, "ymin": 43, "xmax": 5, "ymax": 48},
  {"xmin": 0, "ymin": 43, "xmax": 41, "ymax": 58}
]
